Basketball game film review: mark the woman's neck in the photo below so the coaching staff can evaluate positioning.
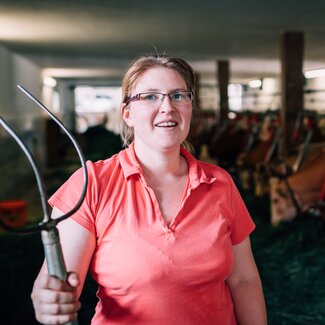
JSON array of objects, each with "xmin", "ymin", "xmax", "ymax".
[{"xmin": 134, "ymin": 141, "xmax": 186, "ymax": 177}]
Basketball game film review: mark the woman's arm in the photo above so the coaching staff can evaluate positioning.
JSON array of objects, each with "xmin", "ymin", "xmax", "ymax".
[
  {"xmin": 31, "ymin": 207, "xmax": 96, "ymax": 324},
  {"xmin": 226, "ymin": 236, "xmax": 267, "ymax": 325}
]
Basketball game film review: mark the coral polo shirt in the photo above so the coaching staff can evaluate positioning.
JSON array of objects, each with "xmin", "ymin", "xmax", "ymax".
[{"xmin": 49, "ymin": 143, "xmax": 255, "ymax": 325}]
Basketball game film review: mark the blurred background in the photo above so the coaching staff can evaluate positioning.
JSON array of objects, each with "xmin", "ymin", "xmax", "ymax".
[{"xmin": 0, "ymin": 1, "xmax": 324, "ymax": 324}]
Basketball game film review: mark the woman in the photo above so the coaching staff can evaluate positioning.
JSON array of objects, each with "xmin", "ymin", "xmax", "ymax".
[{"xmin": 31, "ymin": 55, "xmax": 267, "ymax": 324}]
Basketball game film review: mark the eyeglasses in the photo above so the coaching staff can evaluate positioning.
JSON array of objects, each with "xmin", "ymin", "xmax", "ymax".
[{"xmin": 125, "ymin": 90, "xmax": 194, "ymax": 107}]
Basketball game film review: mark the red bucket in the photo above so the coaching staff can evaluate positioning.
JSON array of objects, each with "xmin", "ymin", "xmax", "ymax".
[{"xmin": 0, "ymin": 200, "xmax": 27, "ymax": 228}]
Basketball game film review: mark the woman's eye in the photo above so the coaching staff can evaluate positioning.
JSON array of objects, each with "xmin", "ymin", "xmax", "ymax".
[
  {"xmin": 171, "ymin": 93, "xmax": 184, "ymax": 101},
  {"xmin": 142, "ymin": 94, "xmax": 158, "ymax": 101}
]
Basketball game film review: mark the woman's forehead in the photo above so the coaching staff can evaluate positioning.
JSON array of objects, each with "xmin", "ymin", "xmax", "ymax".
[{"xmin": 133, "ymin": 67, "xmax": 187, "ymax": 91}]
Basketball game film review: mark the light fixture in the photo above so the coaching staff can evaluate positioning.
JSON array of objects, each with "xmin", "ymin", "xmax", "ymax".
[
  {"xmin": 43, "ymin": 76, "xmax": 57, "ymax": 88},
  {"xmin": 248, "ymin": 79, "xmax": 263, "ymax": 89},
  {"xmin": 228, "ymin": 112, "xmax": 237, "ymax": 119},
  {"xmin": 304, "ymin": 68, "xmax": 325, "ymax": 79}
]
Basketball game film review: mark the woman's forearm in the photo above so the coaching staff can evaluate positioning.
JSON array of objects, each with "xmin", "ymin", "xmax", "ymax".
[{"xmin": 229, "ymin": 276, "xmax": 267, "ymax": 325}]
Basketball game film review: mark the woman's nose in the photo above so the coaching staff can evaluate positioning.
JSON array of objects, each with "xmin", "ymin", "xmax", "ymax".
[{"xmin": 159, "ymin": 95, "xmax": 175, "ymax": 112}]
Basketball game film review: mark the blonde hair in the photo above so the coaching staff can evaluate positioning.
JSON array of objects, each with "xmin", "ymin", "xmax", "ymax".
[{"xmin": 120, "ymin": 54, "xmax": 196, "ymax": 147}]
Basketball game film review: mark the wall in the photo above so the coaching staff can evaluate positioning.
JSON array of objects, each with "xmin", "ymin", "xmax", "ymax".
[
  {"xmin": 241, "ymin": 78, "xmax": 281, "ymax": 112},
  {"xmin": 0, "ymin": 45, "xmax": 43, "ymax": 200},
  {"xmin": 241, "ymin": 76, "xmax": 325, "ymax": 114},
  {"xmin": 305, "ymin": 77, "xmax": 325, "ymax": 114}
]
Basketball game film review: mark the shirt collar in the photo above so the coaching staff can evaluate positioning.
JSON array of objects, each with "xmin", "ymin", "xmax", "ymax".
[
  {"xmin": 180, "ymin": 146, "xmax": 216, "ymax": 189},
  {"xmin": 119, "ymin": 142, "xmax": 216, "ymax": 187},
  {"xmin": 118, "ymin": 142, "xmax": 143, "ymax": 179}
]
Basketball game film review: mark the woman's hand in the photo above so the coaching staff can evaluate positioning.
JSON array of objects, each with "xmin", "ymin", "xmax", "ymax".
[
  {"xmin": 31, "ymin": 208, "xmax": 96, "ymax": 323},
  {"xmin": 31, "ymin": 272, "xmax": 81, "ymax": 324}
]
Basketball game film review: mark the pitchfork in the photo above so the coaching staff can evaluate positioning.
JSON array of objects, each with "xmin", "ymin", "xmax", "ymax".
[{"xmin": 0, "ymin": 85, "xmax": 88, "ymax": 325}]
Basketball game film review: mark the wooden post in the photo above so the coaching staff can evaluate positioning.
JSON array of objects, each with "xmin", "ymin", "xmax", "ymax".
[
  {"xmin": 217, "ymin": 61, "xmax": 229, "ymax": 124},
  {"xmin": 280, "ymin": 31, "xmax": 304, "ymax": 157}
]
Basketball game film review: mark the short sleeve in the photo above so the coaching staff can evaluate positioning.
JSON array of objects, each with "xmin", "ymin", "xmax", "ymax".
[
  {"xmin": 229, "ymin": 179, "xmax": 255, "ymax": 245},
  {"xmin": 48, "ymin": 161, "xmax": 97, "ymax": 235}
]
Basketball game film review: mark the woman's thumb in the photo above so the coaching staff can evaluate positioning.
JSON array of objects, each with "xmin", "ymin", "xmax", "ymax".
[{"xmin": 67, "ymin": 272, "xmax": 80, "ymax": 288}]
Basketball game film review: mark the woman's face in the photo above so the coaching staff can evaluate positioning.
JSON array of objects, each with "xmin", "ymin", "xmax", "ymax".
[{"xmin": 122, "ymin": 67, "xmax": 193, "ymax": 152}]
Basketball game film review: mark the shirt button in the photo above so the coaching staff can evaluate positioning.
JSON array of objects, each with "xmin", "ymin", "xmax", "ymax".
[{"xmin": 165, "ymin": 230, "xmax": 176, "ymax": 241}]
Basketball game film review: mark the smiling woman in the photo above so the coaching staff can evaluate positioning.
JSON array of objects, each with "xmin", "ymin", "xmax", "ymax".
[{"xmin": 30, "ymin": 54, "xmax": 267, "ymax": 325}]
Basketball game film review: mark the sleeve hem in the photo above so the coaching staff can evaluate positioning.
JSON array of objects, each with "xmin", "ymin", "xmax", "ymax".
[
  {"xmin": 231, "ymin": 222, "xmax": 256, "ymax": 246},
  {"xmin": 49, "ymin": 195, "xmax": 96, "ymax": 235}
]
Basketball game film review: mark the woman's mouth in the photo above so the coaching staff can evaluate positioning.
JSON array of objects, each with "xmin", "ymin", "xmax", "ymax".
[{"xmin": 155, "ymin": 121, "xmax": 177, "ymax": 127}]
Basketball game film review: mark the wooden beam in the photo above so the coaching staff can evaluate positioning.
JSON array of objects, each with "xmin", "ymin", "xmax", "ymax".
[
  {"xmin": 217, "ymin": 60, "xmax": 229, "ymax": 123},
  {"xmin": 280, "ymin": 31, "xmax": 304, "ymax": 157}
]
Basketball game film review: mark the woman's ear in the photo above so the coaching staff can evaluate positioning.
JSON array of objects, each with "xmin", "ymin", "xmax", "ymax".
[{"xmin": 121, "ymin": 103, "xmax": 134, "ymax": 127}]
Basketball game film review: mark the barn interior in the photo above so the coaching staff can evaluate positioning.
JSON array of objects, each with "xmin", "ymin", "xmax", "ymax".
[{"xmin": 0, "ymin": 1, "xmax": 324, "ymax": 324}]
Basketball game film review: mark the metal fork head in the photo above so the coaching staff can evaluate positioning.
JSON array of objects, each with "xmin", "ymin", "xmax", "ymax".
[{"xmin": 0, "ymin": 85, "xmax": 88, "ymax": 233}]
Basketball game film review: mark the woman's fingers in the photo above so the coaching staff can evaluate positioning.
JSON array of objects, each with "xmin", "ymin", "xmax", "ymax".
[
  {"xmin": 31, "ymin": 273, "xmax": 81, "ymax": 324},
  {"xmin": 38, "ymin": 274, "xmax": 75, "ymax": 291},
  {"xmin": 34, "ymin": 287, "xmax": 77, "ymax": 304},
  {"xmin": 34, "ymin": 313, "xmax": 78, "ymax": 325},
  {"xmin": 36, "ymin": 301, "xmax": 81, "ymax": 315}
]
